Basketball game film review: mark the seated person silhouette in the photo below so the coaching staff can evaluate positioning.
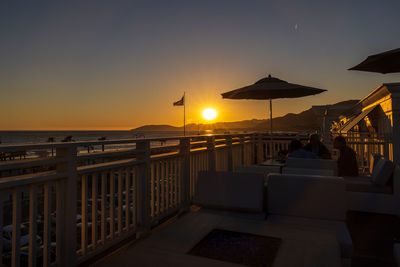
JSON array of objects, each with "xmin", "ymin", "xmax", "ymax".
[
  {"xmin": 304, "ymin": 134, "xmax": 331, "ymax": 159},
  {"xmin": 287, "ymin": 139, "xmax": 318, "ymax": 159},
  {"xmin": 333, "ymin": 136, "xmax": 358, "ymax": 176}
]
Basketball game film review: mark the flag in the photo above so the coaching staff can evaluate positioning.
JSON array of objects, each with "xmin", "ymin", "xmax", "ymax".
[{"xmin": 173, "ymin": 95, "xmax": 184, "ymax": 106}]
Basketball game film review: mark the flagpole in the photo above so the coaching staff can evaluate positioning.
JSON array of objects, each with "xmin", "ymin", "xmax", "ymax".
[{"xmin": 184, "ymin": 92, "xmax": 186, "ymax": 136}]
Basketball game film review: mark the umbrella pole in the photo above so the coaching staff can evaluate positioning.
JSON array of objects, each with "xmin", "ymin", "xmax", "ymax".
[{"xmin": 269, "ymin": 99, "xmax": 272, "ymax": 135}]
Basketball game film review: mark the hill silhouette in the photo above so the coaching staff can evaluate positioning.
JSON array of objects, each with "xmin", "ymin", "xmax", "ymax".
[{"xmin": 132, "ymin": 100, "xmax": 358, "ymax": 132}]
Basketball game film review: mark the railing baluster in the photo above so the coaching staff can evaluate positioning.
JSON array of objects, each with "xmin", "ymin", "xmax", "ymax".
[
  {"xmin": 100, "ymin": 171, "xmax": 106, "ymax": 244},
  {"xmin": 131, "ymin": 167, "xmax": 136, "ymax": 227},
  {"xmin": 29, "ymin": 185, "xmax": 37, "ymax": 267},
  {"xmin": 12, "ymin": 189, "xmax": 21, "ymax": 267},
  {"xmin": 81, "ymin": 175, "xmax": 88, "ymax": 256},
  {"xmin": 177, "ymin": 158, "xmax": 181, "ymax": 204},
  {"xmin": 166, "ymin": 160, "xmax": 169, "ymax": 210},
  {"xmin": 190, "ymin": 156, "xmax": 194, "ymax": 199},
  {"xmin": 194, "ymin": 155, "xmax": 198, "ymax": 197},
  {"xmin": 125, "ymin": 167, "xmax": 130, "ymax": 230},
  {"xmin": 56, "ymin": 180, "xmax": 65, "ymax": 265},
  {"xmin": 117, "ymin": 168, "xmax": 123, "ymax": 235},
  {"xmin": 43, "ymin": 182, "xmax": 51, "ymax": 267},
  {"xmin": 162, "ymin": 161, "xmax": 166, "ymax": 213},
  {"xmin": 171, "ymin": 159, "xmax": 176, "ymax": 207},
  {"xmin": 155, "ymin": 162, "xmax": 160, "ymax": 216},
  {"xmin": 170, "ymin": 159, "xmax": 174, "ymax": 208},
  {"xmin": 150, "ymin": 163, "xmax": 155, "ymax": 217},
  {"xmin": 159, "ymin": 161, "xmax": 164, "ymax": 213},
  {"xmin": 109, "ymin": 170, "xmax": 115, "ymax": 239},
  {"xmin": 92, "ymin": 173, "xmax": 98, "ymax": 248},
  {"xmin": 174, "ymin": 158, "xmax": 178, "ymax": 206}
]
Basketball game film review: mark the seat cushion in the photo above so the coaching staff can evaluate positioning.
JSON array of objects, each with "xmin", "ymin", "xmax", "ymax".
[
  {"xmin": 194, "ymin": 171, "xmax": 265, "ymax": 212},
  {"xmin": 267, "ymin": 174, "xmax": 346, "ymax": 221},
  {"xmin": 267, "ymin": 215, "xmax": 353, "ymax": 259},
  {"xmin": 344, "ymin": 176, "xmax": 392, "ymax": 194},
  {"xmin": 371, "ymin": 159, "xmax": 394, "ymax": 185}
]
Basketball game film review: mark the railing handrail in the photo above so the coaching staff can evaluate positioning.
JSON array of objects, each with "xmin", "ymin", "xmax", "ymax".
[
  {"xmin": 77, "ymin": 158, "xmax": 143, "ymax": 174},
  {"xmin": 0, "ymin": 170, "xmax": 66, "ymax": 190},
  {"xmin": 0, "ymin": 133, "xmax": 257, "ymax": 152}
]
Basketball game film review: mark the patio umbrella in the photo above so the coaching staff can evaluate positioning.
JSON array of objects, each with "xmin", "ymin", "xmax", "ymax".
[
  {"xmin": 348, "ymin": 48, "xmax": 400, "ymax": 74},
  {"xmin": 221, "ymin": 75, "xmax": 326, "ymax": 134}
]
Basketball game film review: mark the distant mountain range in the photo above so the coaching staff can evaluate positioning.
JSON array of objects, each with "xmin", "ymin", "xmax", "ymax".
[{"xmin": 132, "ymin": 100, "xmax": 359, "ymax": 133}]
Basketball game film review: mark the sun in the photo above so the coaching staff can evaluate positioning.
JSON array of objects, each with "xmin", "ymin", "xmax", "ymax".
[{"xmin": 202, "ymin": 108, "xmax": 217, "ymax": 121}]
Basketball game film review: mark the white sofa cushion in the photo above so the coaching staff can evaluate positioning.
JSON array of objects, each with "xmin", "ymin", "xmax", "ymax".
[
  {"xmin": 194, "ymin": 171, "xmax": 265, "ymax": 212},
  {"xmin": 267, "ymin": 173, "xmax": 346, "ymax": 221},
  {"xmin": 371, "ymin": 158, "xmax": 394, "ymax": 186},
  {"xmin": 285, "ymin": 158, "xmax": 338, "ymax": 175}
]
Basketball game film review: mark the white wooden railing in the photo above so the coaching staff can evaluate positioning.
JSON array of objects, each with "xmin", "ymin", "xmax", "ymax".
[
  {"xmin": 0, "ymin": 133, "xmax": 273, "ymax": 267},
  {"xmin": 2, "ymin": 132, "xmax": 379, "ymax": 266}
]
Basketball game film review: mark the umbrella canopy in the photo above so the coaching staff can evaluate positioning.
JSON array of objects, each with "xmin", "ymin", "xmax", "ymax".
[
  {"xmin": 221, "ymin": 75, "xmax": 326, "ymax": 133},
  {"xmin": 348, "ymin": 48, "xmax": 400, "ymax": 74},
  {"xmin": 221, "ymin": 75, "xmax": 326, "ymax": 99}
]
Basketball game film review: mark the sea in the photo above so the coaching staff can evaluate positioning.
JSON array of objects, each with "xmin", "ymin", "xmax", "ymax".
[{"xmin": 0, "ymin": 130, "xmax": 195, "ymax": 145}]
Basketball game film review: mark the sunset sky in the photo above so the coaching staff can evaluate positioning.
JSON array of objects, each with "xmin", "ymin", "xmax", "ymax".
[{"xmin": 1, "ymin": 1, "xmax": 400, "ymax": 130}]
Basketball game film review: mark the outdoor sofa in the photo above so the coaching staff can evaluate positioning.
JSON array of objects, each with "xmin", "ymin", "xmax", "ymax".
[
  {"xmin": 344, "ymin": 158, "xmax": 400, "ymax": 215},
  {"xmin": 277, "ymin": 157, "xmax": 400, "ymax": 216},
  {"xmin": 266, "ymin": 173, "xmax": 352, "ymax": 265}
]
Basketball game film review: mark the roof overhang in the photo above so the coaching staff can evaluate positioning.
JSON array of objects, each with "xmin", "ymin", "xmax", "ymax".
[
  {"xmin": 359, "ymin": 83, "xmax": 400, "ymax": 108},
  {"xmin": 339, "ymin": 105, "xmax": 378, "ymax": 133}
]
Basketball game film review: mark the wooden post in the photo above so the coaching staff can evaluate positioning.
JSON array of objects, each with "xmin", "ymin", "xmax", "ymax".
[
  {"xmin": 56, "ymin": 145, "xmax": 77, "ymax": 267},
  {"xmin": 251, "ymin": 134, "xmax": 256, "ymax": 164},
  {"xmin": 226, "ymin": 136, "xmax": 233, "ymax": 171},
  {"xmin": 257, "ymin": 134, "xmax": 264, "ymax": 164},
  {"xmin": 240, "ymin": 135, "xmax": 245, "ymax": 165},
  {"xmin": 206, "ymin": 136, "xmax": 216, "ymax": 171},
  {"xmin": 12, "ymin": 189, "xmax": 21, "ymax": 267},
  {"xmin": 179, "ymin": 138, "xmax": 191, "ymax": 208},
  {"xmin": 136, "ymin": 140, "xmax": 151, "ymax": 232}
]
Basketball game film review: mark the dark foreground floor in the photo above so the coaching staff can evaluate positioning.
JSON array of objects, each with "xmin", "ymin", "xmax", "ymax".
[
  {"xmin": 90, "ymin": 209, "xmax": 400, "ymax": 267},
  {"xmin": 347, "ymin": 211, "xmax": 400, "ymax": 267}
]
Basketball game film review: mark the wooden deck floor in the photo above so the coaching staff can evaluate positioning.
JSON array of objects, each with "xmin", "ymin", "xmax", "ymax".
[{"xmin": 90, "ymin": 209, "xmax": 400, "ymax": 267}]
